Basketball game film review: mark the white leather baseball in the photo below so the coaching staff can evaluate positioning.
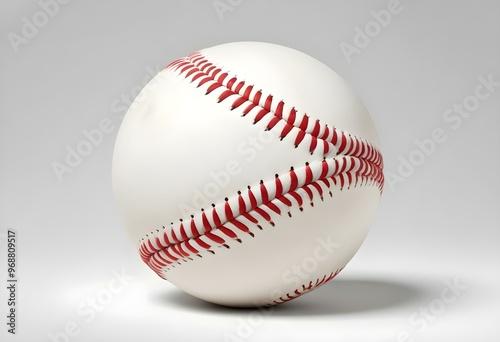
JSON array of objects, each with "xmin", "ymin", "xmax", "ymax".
[{"xmin": 112, "ymin": 41, "xmax": 384, "ymax": 307}]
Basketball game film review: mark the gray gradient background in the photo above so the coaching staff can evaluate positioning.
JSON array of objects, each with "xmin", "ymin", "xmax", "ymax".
[{"xmin": 1, "ymin": 0, "xmax": 499, "ymax": 341}]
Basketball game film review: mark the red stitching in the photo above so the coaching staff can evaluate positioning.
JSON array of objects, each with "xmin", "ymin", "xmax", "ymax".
[
  {"xmin": 140, "ymin": 53, "xmax": 384, "ymax": 285},
  {"xmin": 269, "ymin": 268, "xmax": 344, "ymax": 306},
  {"xmin": 139, "ymin": 159, "xmax": 382, "ymax": 276}
]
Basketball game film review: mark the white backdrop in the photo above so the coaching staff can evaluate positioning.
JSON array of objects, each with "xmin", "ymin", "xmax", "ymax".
[{"xmin": 1, "ymin": 0, "xmax": 499, "ymax": 341}]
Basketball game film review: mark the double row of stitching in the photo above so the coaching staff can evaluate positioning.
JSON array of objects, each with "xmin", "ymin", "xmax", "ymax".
[
  {"xmin": 140, "ymin": 157, "xmax": 381, "ymax": 278},
  {"xmin": 165, "ymin": 52, "xmax": 383, "ymax": 168},
  {"xmin": 140, "ymin": 52, "xmax": 384, "ymax": 279}
]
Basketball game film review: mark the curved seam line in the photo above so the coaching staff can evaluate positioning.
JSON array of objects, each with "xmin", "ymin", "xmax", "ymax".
[{"xmin": 138, "ymin": 52, "xmax": 384, "ymax": 276}]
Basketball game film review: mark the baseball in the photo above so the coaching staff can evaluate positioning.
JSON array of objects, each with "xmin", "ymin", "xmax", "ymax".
[{"xmin": 112, "ymin": 41, "xmax": 384, "ymax": 307}]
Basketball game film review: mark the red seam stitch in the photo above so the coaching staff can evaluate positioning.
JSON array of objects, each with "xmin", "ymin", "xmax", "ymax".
[
  {"xmin": 172, "ymin": 52, "xmax": 382, "ymax": 164},
  {"xmin": 271, "ymin": 267, "xmax": 344, "ymax": 305},
  {"xmin": 139, "ymin": 52, "xmax": 384, "ymax": 281},
  {"xmin": 141, "ymin": 162, "xmax": 379, "ymax": 273}
]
